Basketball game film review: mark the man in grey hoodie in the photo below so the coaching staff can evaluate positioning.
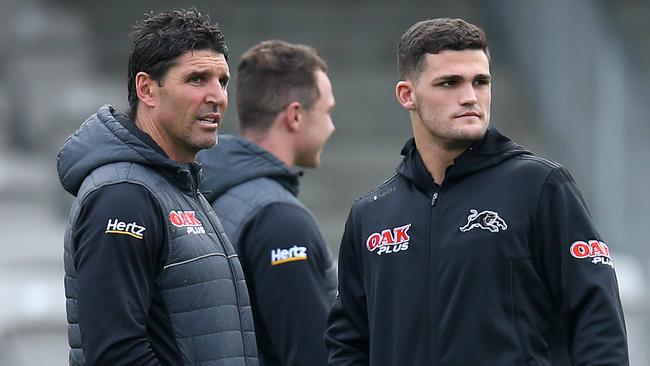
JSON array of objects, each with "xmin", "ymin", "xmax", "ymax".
[{"xmin": 57, "ymin": 8, "xmax": 257, "ymax": 365}]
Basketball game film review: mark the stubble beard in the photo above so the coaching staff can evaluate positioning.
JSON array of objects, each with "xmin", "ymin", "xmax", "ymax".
[
  {"xmin": 194, "ymin": 133, "xmax": 219, "ymax": 152},
  {"xmin": 441, "ymin": 127, "xmax": 486, "ymax": 151},
  {"xmin": 175, "ymin": 128, "xmax": 219, "ymax": 161},
  {"xmin": 416, "ymin": 107, "xmax": 486, "ymax": 152}
]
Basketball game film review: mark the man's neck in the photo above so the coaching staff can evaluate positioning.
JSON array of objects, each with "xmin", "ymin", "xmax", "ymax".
[
  {"xmin": 242, "ymin": 129, "xmax": 295, "ymax": 167},
  {"xmin": 135, "ymin": 111, "xmax": 193, "ymax": 163},
  {"xmin": 117, "ymin": 113, "xmax": 169, "ymax": 158},
  {"xmin": 414, "ymin": 136, "xmax": 465, "ymax": 185}
]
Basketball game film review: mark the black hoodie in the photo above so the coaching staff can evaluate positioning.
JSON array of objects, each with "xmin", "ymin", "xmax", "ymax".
[{"xmin": 326, "ymin": 128, "xmax": 628, "ymax": 365}]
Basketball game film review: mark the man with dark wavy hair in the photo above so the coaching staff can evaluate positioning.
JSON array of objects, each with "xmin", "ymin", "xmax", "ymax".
[
  {"xmin": 326, "ymin": 18, "xmax": 628, "ymax": 365},
  {"xmin": 57, "ymin": 8, "xmax": 257, "ymax": 365},
  {"xmin": 199, "ymin": 40, "xmax": 336, "ymax": 366}
]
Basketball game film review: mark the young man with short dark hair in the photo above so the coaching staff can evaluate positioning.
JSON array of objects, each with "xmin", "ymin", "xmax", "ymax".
[{"xmin": 326, "ymin": 18, "xmax": 628, "ymax": 366}]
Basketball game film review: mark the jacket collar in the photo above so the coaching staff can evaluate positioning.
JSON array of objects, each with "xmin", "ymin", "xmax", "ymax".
[
  {"xmin": 113, "ymin": 112, "xmax": 202, "ymax": 193},
  {"xmin": 197, "ymin": 134, "xmax": 301, "ymax": 202},
  {"xmin": 397, "ymin": 127, "xmax": 531, "ymax": 194}
]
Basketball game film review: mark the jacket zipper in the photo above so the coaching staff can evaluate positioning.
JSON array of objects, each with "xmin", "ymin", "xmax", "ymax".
[
  {"xmin": 177, "ymin": 168, "xmax": 198, "ymax": 198},
  {"xmin": 429, "ymin": 191, "xmax": 439, "ymax": 366},
  {"xmin": 431, "ymin": 192, "xmax": 439, "ymax": 207}
]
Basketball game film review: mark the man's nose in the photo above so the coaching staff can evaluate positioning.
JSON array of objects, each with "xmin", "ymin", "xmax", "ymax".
[
  {"xmin": 206, "ymin": 82, "xmax": 227, "ymax": 106},
  {"xmin": 459, "ymin": 83, "xmax": 478, "ymax": 105}
]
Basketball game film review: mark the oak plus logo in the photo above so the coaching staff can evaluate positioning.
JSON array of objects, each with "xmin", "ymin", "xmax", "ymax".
[
  {"xmin": 105, "ymin": 218, "xmax": 146, "ymax": 240},
  {"xmin": 366, "ymin": 224, "xmax": 411, "ymax": 256},
  {"xmin": 169, "ymin": 210, "xmax": 206, "ymax": 235},
  {"xmin": 271, "ymin": 245, "xmax": 308, "ymax": 266},
  {"xmin": 459, "ymin": 209, "xmax": 507, "ymax": 233},
  {"xmin": 570, "ymin": 240, "xmax": 614, "ymax": 268}
]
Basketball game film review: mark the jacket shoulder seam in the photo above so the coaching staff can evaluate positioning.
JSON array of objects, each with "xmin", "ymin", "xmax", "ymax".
[
  {"xmin": 515, "ymin": 155, "xmax": 562, "ymax": 170},
  {"xmin": 354, "ymin": 172, "xmax": 399, "ymax": 203}
]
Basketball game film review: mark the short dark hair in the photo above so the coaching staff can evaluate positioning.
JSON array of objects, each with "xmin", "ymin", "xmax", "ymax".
[
  {"xmin": 126, "ymin": 7, "xmax": 228, "ymax": 121},
  {"xmin": 398, "ymin": 18, "xmax": 489, "ymax": 81},
  {"xmin": 236, "ymin": 40, "xmax": 327, "ymax": 134}
]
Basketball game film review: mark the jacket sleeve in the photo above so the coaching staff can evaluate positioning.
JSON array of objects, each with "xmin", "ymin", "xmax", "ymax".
[
  {"xmin": 238, "ymin": 202, "xmax": 332, "ymax": 366},
  {"xmin": 325, "ymin": 208, "xmax": 369, "ymax": 365},
  {"xmin": 533, "ymin": 167, "xmax": 629, "ymax": 365},
  {"xmin": 73, "ymin": 183, "xmax": 165, "ymax": 366}
]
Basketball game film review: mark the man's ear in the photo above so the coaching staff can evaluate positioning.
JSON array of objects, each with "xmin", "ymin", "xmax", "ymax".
[
  {"xmin": 283, "ymin": 101, "xmax": 303, "ymax": 132},
  {"xmin": 396, "ymin": 80, "xmax": 417, "ymax": 110},
  {"xmin": 135, "ymin": 72, "xmax": 157, "ymax": 108}
]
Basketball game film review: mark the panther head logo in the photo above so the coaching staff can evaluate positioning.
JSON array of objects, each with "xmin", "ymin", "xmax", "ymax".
[{"xmin": 459, "ymin": 209, "xmax": 508, "ymax": 233}]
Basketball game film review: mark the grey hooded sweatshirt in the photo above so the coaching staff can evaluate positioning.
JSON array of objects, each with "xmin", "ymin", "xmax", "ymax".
[{"xmin": 57, "ymin": 105, "xmax": 258, "ymax": 366}]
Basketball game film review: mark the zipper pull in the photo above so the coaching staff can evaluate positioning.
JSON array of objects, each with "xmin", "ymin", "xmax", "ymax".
[{"xmin": 431, "ymin": 192, "xmax": 438, "ymax": 206}]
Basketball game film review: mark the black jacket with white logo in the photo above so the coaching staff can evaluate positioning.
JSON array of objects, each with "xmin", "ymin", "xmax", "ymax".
[{"xmin": 326, "ymin": 128, "xmax": 628, "ymax": 365}]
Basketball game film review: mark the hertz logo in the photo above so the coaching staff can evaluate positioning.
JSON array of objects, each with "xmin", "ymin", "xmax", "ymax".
[
  {"xmin": 105, "ymin": 219, "xmax": 146, "ymax": 240},
  {"xmin": 271, "ymin": 245, "xmax": 307, "ymax": 266}
]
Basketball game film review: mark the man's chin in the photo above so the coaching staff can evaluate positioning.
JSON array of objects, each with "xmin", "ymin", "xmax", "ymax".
[
  {"xmin": 198, "ymin": 135, "xmax": 219, "ymax": 149},
  {"xmin": 446, "ymin": 128, "xmax": 486, "ymax": 150},
  {"xmin": 463, "ymin": 124, "xmax": 488, "ymax": 139},
  {"xmin": 295, "ymin": 155, "xmax": 320, "ymax": 169}
]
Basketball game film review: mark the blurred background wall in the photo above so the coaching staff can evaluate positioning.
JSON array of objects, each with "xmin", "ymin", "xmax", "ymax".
[{"xmin": 0, "ymin": 0, "xmax": 647, "ymax": 364}]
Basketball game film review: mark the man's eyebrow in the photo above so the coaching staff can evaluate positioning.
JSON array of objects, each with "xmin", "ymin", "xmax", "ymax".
[
  {"xmin": 432, "ymin": 74, "xmax": 492, "ymax": 82},
  {"xmin": 432, "ymin": 75, "xmax": 462, "ymax": 83},
  {"xmin": 186, "ymin": 69, "xmax": 230, "ymax": 81}
]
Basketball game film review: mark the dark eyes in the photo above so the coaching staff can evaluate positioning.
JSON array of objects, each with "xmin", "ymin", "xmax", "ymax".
[
  {"xmin": 188, "ymin": 75, "xmax": 229, "ymax": 87},
  {"xmin": 189, "ymin": 75, "xmax": 204, "ymax": 84},
  {"xmin": 438, "ymin": 79, "xmax": 490, "ymax": 87}
]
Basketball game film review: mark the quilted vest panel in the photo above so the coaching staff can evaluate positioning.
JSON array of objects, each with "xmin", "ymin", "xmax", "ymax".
[
  {"xmin": 64, "ymin": 162, "xmax": 258, "ymax": 365},
  {"xmin": 212, "ymin": 177, "xmax": 337, "ymax": 303}
]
